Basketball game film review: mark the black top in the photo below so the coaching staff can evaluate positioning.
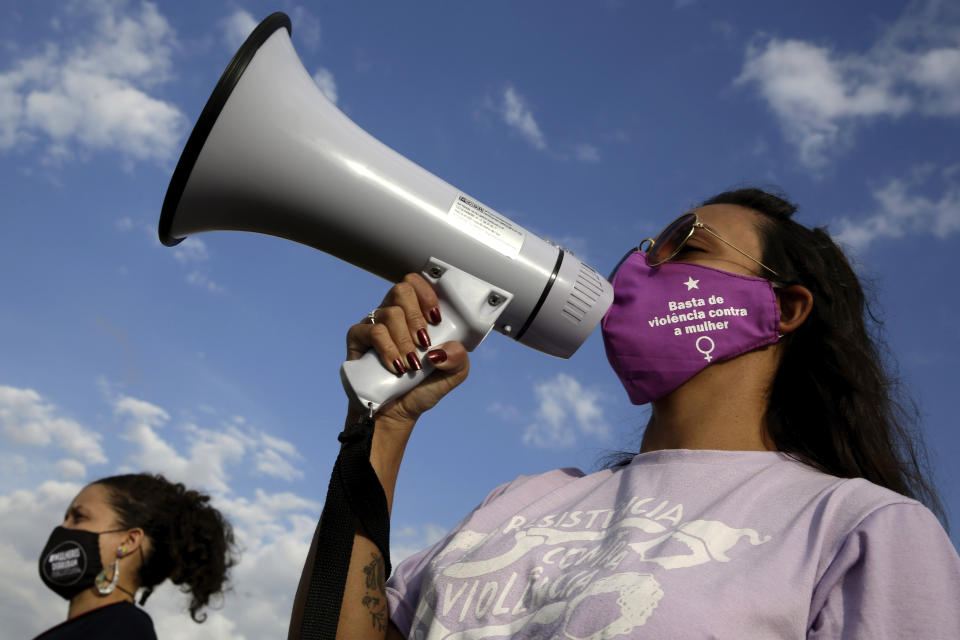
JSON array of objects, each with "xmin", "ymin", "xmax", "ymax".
[{"xmin": 33, "ymin": 602, "xmax": 157, "ymax": 640}]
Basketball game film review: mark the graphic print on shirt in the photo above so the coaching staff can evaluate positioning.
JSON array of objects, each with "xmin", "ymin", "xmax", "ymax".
[{"xmin": 406, "ymin": 495, "xmax": 771, "ymax": 639}]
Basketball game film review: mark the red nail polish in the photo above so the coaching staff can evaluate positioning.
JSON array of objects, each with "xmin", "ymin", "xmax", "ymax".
[
  {"xmin": 406, "ymin": 351, "xmax": 422, "ymax": 371},
  {"xmin": 426, "ymin": 349, "xmax": 447, "ymax": 365},
  {"xmin": 417, "ymin": 328, "xmax": 431, "ymax": 349},
  {"xmin": 392, "ymin": 358, "xmax": 407, "ymax": 375},
  {"xmin": 428, "ymin": 307, "xmax": 442, "ymax": 324}
]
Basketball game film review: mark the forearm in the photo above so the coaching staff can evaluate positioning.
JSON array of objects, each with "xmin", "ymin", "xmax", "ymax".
[
  {"xmin": 291, "ymin": 270, "xmax": 468, "ymax": 639},
  {"xmin": 288, "ymin": 415, "xmax": 413, "ymax": 640}
]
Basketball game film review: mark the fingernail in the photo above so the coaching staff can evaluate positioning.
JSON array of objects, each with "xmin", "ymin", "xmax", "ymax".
[
  {"xmin": 406, "ymin": 351, "xmax": 422, "ymax": 371},
  {"xmin": 426, "ymin": 349, "xmax": 447, "ymax": 365},
  {"xmin": 428, "ymin": 307, "xmax": 442, "ymax": 324},
  {"xmin": 392, "ymin": 358, "xmax": 407, "ymax": 375},
  {"xmin": 417, "ymin": 328, "xmax": 431, "ymax": 349}
]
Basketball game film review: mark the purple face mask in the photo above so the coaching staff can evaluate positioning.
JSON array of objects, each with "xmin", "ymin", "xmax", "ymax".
[{"xmin": 601, "ymin": 252, "xmax": 781, "ymax": 404}]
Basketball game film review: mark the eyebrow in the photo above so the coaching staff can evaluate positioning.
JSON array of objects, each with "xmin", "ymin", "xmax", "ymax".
[
  {"xmin": 685, "ymin": 227, "xmax": 714, "ymax": 249},
  {"xmin": 64, "ymin": 504, "xmax": 85, "ymax": 520}
]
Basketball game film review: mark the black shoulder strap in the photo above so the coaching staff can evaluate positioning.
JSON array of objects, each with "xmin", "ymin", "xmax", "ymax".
[{"xmin": 298, "ymin": 416, "xmax": 392, "ymax": 640}]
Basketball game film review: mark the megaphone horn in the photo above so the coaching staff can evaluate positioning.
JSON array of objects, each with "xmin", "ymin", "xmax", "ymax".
[{"xmin": 159, "ymin": 12, "xmax": 613, "ymax": 412}]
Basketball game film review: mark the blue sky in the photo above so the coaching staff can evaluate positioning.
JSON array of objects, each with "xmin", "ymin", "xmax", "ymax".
[{"xmin": 2, "ymin": 1, "xmax": 958, "ymax": 637}]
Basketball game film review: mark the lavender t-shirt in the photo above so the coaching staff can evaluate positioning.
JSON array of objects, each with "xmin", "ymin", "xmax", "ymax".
[{"xmin": 386, "ymin": 450, "xmax": 960, "ymax": 639}]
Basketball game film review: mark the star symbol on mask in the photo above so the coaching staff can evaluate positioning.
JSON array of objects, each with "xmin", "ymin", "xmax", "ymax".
[{"xmin": 684, "ymin": 276, "xmax": 700, "ymax": 291}]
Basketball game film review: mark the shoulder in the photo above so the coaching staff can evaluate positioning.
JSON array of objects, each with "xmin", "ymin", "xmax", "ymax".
[
  {"xmin": 33, "ymin": 603, "xmax": 157, "ymax": 640},
  {"xmin": 91, "ymin": 602, "xmax": 156, "ymax": 637},
  {"xmin": 107, "ymin": 602, "xmax": 156, "ymax": 631},
  {"xmin": 808, "ymin": 475, "xmax": 934, "ymax": 545},
  {"xmin": 768, "ymin": 463, "xmax": 946, "ymax": 555},
  {"xmin": 809, "ymin": 477, "xmax": 958, "ymax": 601},
  {"xmin": 478, "ymin": 467, "xmax": 586, "ymax": 507},
  {"xmin": 830, "ymin": 494, "xmax": 954, "ymax": 557},
  {"xmin": 809, "ymin": 499, "xmax": 960, "ymax": 638}
]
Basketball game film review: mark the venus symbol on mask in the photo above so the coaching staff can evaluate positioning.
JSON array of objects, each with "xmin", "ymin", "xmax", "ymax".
[{"xmin": 696, "ymin": 336, "xmax": 715, "ymax": 362}]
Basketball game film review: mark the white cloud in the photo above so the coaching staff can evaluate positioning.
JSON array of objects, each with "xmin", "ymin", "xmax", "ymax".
[
  {"xmin": 501, "ymin": 86, "xmax": 547, "ymax": 150},
  {"xmin": 259, "ymin": 432, "xmax": 299, "ymax": 458},
  {"xmin": 167, "ymin": 232, "xmax": 224, "ymax": 294},
  {"xmin": 0, "ymin": 1, "xmax": 185, "ymax": 165},
  {"xmin": 69, "ymin": 1, "xmax": 176, "ymax": 82},
  {"xmin": 0, "ymin": 453, "xmax": 30, "ymax": 479},
  {"xmin": 832, "ymin": 163, "xmax": 960, "ymax": 251},
  {"xmin": 115, "ymin": 394, "xmax": 170, "ymax": 428},
  {"xmin": 0, "ymin": 385, "xmax": 107, "ymax": 464},
  {"xmin": 575, "ymin": 143, "xmax": 601, "ymax": 163},
  {"xmin": 186, "ymin": 270, "xmax": 224, "ymax": 293},
  {"xmin": 120, "ymin": 419, "xmax": 243, "ymax": 495},
  {"xmin": 217, "ymin": 489, "xmax": 320, "ymax": 549},
  {"xmin": 55, "ymin": 458, "xmax": 87, "ymax": 480},
  {"xmin": 290, "ymin": 7, "xmax": 323, "ymax": 50},
  {"xmin": 255, "ymin": 448, "xmax": 304, "ymax": 482},
  {"xmin": 483, "ymin": 87, "xmax": 607, "ymax": 162},
  {"xmin": 114, "ymin": 393, "xmax": 235, "ymax": 491},
  {"xmin": 913, "ymin": 47, "xmax": 960, "ymax": 114},
  {"xmin": 113, "ymin": 393, "xmax": 305, "ymax": 491},
  {"xmin": 736, "ymin": 39, "xmax": 910, "ymax": 168},
  {"xmin": 522, "ymin": 374, "xmax": 611, "ymax": 448},
  {"xmin": 487, "ymin": 401, "xmax": 523, "ymax": 422},
  {"xmin": 312, "ymin": 67, "xmax": 338, "ymax": 104},
  {"xmin": 221, "ymin": 9, "xmax": 259, "ymax": 51},
  {"xmin": 736, "ymin": 1, "xmax": 960, "ymax": 168},
  {"xmin": 173, "ymin": 237, "xmax": 210, "ymax": 263}
]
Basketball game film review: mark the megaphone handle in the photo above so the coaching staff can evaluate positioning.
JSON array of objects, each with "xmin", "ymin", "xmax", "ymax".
[{"xmin": 339, "ymin": 259, "xmax": 513, "ymax": 414}]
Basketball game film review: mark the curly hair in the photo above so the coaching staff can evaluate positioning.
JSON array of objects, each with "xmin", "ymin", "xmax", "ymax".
[
  {"xmin": 701, "ymin": 188, "xmax": 945, "ymax": 524},
  {"xmin": 95, "ymin": 473, "xmax": 238, "ymax": 622}
]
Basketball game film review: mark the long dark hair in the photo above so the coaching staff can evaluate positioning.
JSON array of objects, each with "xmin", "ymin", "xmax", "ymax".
[
  {"xmin": 95, "ymin": 473, "xmax": 238, "ymax": 622},
  {"xmin": 701, "ymin": 187, "xmax": 945, "ymax": 524}
]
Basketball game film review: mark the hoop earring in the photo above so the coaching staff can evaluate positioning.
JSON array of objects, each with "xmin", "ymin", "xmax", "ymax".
[{"xmin": 95, "ymin": 558, "xmax": 120, "ymax": 595}]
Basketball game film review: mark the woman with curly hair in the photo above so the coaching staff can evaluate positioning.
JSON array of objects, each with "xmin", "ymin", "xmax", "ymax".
[{"xmin": 34, "ymin": 473, "xmax": 237, "ymax": 639}]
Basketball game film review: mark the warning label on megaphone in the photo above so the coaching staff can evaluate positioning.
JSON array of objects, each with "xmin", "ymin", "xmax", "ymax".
[{"xmin": 448, "ymin": 193, "xmax": 526, "ymax": 260}]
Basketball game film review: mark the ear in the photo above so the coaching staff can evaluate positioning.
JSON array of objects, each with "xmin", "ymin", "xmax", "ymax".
[
  {"xmin": 118, "ymin": 527, "xmax": 146, "ymax": 558},
  {"xmin": 776, "ymin": 285, "xmax": 813, "ymax": 334}
]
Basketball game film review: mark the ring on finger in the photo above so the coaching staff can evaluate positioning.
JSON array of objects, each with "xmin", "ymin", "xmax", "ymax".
[{"xmin": 366, "ymin": 308, "xmax": 380, "ymax": 324}]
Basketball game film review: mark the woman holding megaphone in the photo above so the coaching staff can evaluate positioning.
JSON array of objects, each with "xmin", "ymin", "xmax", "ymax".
[{"xmin": 291, "ymin": 188, "xmax": 959, "ymax": 639}]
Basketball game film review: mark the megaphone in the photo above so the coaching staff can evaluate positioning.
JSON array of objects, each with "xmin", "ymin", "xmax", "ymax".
[{"xmin": 159, "ymin": 12, "xmax": 613, "ymax": 413}]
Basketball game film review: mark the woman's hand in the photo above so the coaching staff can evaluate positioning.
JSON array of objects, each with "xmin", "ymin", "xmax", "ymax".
[{"xmin": 346, "ymin": 274, "xmax": 470, "ymax": 430}]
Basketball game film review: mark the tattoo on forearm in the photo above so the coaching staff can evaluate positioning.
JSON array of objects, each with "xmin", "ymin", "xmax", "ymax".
[
  {"xmin": 362, "ymin": 553, "xmax": 387, "ymax": 631},
  {"xmin": 363, "ymin": 552, "xmax": 385, "ymax": 592}
]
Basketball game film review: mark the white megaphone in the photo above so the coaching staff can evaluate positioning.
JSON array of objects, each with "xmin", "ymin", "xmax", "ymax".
[{"xmin": 159, "ymin": 12, "xmax": 614, "ymax": 414}]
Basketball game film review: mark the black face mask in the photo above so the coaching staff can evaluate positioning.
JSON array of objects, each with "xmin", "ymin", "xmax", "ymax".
[{"xmin": 38, "ymin": 526, "xmax": 122, "ymax": 600}]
